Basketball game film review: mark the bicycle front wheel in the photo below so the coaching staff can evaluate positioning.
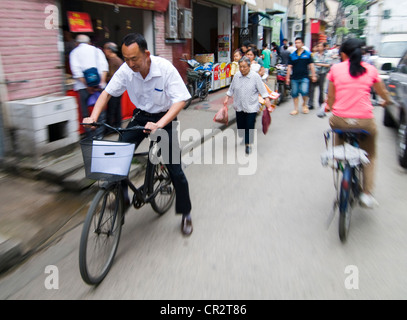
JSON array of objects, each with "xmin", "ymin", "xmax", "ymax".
[
  {"xmin": 79, "ymin": 184, "xmax": 124, "ymax": 285},
  {"xmin": 149, "ymin": 163, "xmax": 176, "ymax": 215},
  {"xmin": 339, "ymin": 165, "xmax": 353, "ymax": 242}
]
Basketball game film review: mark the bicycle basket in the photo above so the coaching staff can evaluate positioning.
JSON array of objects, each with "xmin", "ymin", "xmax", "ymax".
[{"xmin": 80, "ymin": 139, "xmax": 135, "ymax": 181}]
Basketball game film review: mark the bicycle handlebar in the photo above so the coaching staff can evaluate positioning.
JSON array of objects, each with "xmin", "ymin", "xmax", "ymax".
[{"xmin": 80, "ymin": 122, "xmax": 150, "ymax": 133}]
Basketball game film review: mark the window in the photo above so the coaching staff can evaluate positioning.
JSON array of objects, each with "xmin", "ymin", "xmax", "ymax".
[
  {"xmin": 383, "ymin": 9, "xmax": 391, "ymax": 19},
  {"xmin": 397, "ymin": 52, "xmax": 407, "ymax": 74},
  {"xmin": 380, "ymin": 42, "xmax": 407, "ymax": 58}
]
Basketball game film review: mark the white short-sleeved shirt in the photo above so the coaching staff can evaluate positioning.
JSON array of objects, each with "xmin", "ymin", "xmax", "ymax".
[
  {"xmin": 105, "ymin": 55, "xmax": 191, "ymax": 114},
  {"xmin": 69, "ymin": 43, "xmax": 109, "ymax": 91}
]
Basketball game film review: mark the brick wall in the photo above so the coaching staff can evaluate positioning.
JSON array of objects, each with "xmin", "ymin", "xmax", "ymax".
[
  {"xmin": 0, "ymin": 0, "xmax": 64, "ymax": 101},
  {"xmin": 154, "ymin": 0, "xmax": 192, "ymax": 82},
  {"xmin": 154, "ymin": 12, "xmax": 173, "ymax": 62}
]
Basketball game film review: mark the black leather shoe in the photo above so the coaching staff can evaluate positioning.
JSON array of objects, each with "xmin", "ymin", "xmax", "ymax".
[{"xmin": 181, "ymin": 217, "xmax": 193, "ymax": 236}]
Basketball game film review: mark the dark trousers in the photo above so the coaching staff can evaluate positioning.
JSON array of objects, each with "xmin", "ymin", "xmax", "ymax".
[
  {"xmin": 236, "ymin": 111, "xmax": 257, "ymax": 145},
  {"xmin": 78, "ymin": 88, "xmax": 106, "ymax": 138},
  {"xmin": 120, "ymin": 110, "xmax": 192, "ymax": 215},
  {"xmin": 309, "ymin": 73, "xmax": 327, "ymax": 108},
  {"xmin": 107, "ymin": 95, "xmax": 122, "ymax": 129}
]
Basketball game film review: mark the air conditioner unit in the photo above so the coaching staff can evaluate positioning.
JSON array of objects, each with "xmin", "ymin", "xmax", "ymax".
[
  {"xmin": 165, "ymin": 0, "xmax": 178, "ymax": 39},
  {"xmin": 293, "ymin": 22, "xmax": 303, "ymax": 32},
  {"xmin": 178, "ymin": 8, "xmax": 192, "ymax": 39}
]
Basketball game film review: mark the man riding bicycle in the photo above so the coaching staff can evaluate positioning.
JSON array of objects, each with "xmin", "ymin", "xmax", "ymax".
[{"xmin": 83, "ymin": 33, "xmax": 193, "ymax": 236}]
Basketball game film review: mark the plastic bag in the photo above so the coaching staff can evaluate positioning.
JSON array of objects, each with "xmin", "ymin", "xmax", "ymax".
[
  {"xmin": 213, "ymin": 106, "xmax": 229, "ymax": 125},
  {"xmin": 262, "ymin": 109, "xmax": 271, "ymax": 134}
]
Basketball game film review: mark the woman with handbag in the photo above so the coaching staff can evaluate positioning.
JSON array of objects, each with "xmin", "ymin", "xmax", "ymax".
[{"xmin": 223, "ymin": 56, "xmax": 273, "ymax": 154}]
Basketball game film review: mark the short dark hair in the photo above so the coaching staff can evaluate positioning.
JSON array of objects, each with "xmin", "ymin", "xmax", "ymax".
[
  {"xmin": 242, "ymin": 40, "xmax": 251, "ymax": 47},
  {"xmin": 122, "ymin": 33, "xmax": 148, "ymax": 51},
  {"xmin": 295, "ymin": 37, "xmax": 304, "ymax": 43},
  {"xmin": 246, "ymin": 48, "xmax": 257, "ymax": 57}
]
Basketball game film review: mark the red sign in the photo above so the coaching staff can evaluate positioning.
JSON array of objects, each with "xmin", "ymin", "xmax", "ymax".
[
  {"xmin": 96, "ymin": 0, "xmax": 169, "ymax": 12},
  {"xmin": 311, "ymin": 20, "xmax": 320, "ymax": 34},
  {"xmin": 67, "ymin": 12, "xmax": 93, "ymax": 33}
]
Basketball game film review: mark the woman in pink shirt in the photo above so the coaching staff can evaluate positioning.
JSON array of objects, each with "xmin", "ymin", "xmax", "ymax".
[{"xmin": 326, "ymin": 38, "xmax": 391, "ymax": 208}]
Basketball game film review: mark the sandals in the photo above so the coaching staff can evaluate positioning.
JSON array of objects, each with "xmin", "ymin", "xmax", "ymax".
[{"xmin": 290, "ymin": 106, "xmax": 310, "ymax": 115}]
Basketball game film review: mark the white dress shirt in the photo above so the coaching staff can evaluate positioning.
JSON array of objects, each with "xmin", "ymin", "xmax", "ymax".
[
  {"xmin": 226, "ymin": 70, "xmax": 269, "ymax": 113},
  {"xmin": 69, "ymin": 43, "xmax": 109, "ymax": 91},
  {"xmin": 105, "ymin": 55, "xmax": 191, "ymax": 114}
]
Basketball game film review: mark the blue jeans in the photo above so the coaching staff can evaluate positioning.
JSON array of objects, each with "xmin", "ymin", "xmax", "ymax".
[{"xmin": 291, "ymin": 78, "xmax": 310, "ymax": 98}]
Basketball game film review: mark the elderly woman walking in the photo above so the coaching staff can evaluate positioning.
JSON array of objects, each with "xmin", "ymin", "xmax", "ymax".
[{"xmin": 224, "ymin": 56, "xmax": 273, "ymax": 154}]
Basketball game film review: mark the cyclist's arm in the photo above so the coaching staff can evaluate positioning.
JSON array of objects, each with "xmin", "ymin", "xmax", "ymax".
[
  {"xmin": 327, "ymin": 80, "xmax": 335, "ymax": 110},
  {"xmin": 83, "ymin": 90, "xmax": 112, "ymax": 124},
  {"xmin": 372, "ymin": 80, "xmax": 392, "ymax": 106},
  {"xmin": 146, "ymin": 100, "xmax": 186, "ymax": 132}
]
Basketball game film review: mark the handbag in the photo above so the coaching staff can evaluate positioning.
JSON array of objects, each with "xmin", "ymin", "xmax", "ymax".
[
  {"xmin": 213, "ymin": 106, "xmax": 228, "ymax": 125},
  {"xmin": 262, "ymin": 109, "xmax": 271, "ymax": 135},
  {"xmin": 83, "ymin": 47, "xmax": 101, "ymax": 87},
  {"xmin": 83, "ymin": 67, "xmax": 100, "ymax": 87}
]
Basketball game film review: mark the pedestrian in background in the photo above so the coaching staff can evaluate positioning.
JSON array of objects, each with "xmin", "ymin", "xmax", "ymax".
[
  {"xmin": 280, "ymin": 39, "xmax": 288, "ymax": 52},
  {"xmin": 246, "ymin": 48, "xmax": 266, "ymax": 80},
  {"xmin": 287, "ymin": 41, "xmax": 296, "ymax": 54},
  {"xmin": 103, "ymin": 42, "xmax": 124, "ymax": 131},
  {"xmin": 279, "ymin": 44, "xmax": 291, "ymax": 65},
  {"xmin": 309, "ymin": 42, "xmax": 331, "ymax": 111},
  {"xmin": 240, "ymin": 40, "xmax": 251, "ymax": 56},
  {"xmin": 230, "ymin": 49, "xmax": 243, "ymax": 78},
  {"xmin": 70, "ymin": 34, "xmax": 109, "ymax": 138},
  {"xmin": 261, "ymin": 43, "xmax": 272, "ymax": 82},
  {"xmin": 286, "ymin": 37, "xmax": 317, "ymax": 115},
  {"xmin": 223, "ymin": 56, "xmax": 274, "ymax": 155}
]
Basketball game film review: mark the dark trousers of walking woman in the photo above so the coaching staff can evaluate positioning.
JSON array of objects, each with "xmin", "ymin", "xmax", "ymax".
[
  {"xmin": 120, "ymin": 109, "xmax": 192, "ymax": 215},
  {"xmin": 309, "ymin": 73, "xmax": 327, "ymax": 109},
  {"xmin": 236, "ymin": 111, "xmax": 257, "ymax": 145}
]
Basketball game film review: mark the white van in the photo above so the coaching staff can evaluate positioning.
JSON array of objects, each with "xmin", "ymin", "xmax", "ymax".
[{"xmin": 375, "ymin": 34, "xmax": 407, "ymax": 79}]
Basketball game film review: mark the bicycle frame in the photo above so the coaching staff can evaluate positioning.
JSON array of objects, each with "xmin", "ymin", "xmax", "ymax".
[
  {"xmin": 99, "ymin": 140, "xmax": 163, "ymax": 209},
  {"xmin": 324, "ymin": 129, "xmax": 366, "ymax": 233},
  {"xmin": 79, "ymin": 121, "xmax": 176, "ymax": 285}
]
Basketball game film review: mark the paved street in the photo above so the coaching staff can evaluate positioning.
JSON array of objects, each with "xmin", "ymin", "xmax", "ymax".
[{"xmin": 1, "ymin": 98, "xmax": 407, "ymax": 300}]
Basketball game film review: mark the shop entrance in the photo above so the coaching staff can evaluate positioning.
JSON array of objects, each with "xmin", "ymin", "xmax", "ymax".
[
  {"xmin": 193, "ymin": 3, "xmax": 218, "ymax": 55},
  {"xmin": 61, "ymin": 0, "xmax": 144, "ymax": 49}
]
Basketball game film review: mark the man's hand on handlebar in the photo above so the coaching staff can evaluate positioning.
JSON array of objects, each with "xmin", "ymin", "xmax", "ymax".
[
  {"xmin": 145, "ymin": 122, "xmax": 160, "ymax": 134},
  {"xmin": 82, "ymin": 117, "xmax": 98, "ymax": 128}
]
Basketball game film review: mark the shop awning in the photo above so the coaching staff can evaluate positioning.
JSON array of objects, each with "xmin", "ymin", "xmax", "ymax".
[
  {"xmin": 248, "ymin": 11, "xmax": 271, "ymax": 24},
  {"xmin": 89, "ymin": 0, "xmax": 170, "ymax": 12}
]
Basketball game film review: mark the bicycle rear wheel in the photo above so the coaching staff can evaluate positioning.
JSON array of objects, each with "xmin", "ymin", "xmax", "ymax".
[
  {"xmin": 339, "ymin": 165, "xmax": 353, "ymax": 242},
  {"xmin": 149, "ymin": 163, "xmax": 176, "ymax": 215},
  {"xmin": 79, "ymin": 184, "xmax": 124, "ymax": 285}
]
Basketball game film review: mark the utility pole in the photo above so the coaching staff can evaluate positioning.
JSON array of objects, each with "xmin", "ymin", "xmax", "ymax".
[
  {"xmin": 302, "ymin": 0, "xmax": 306, "ymax": 40},
  {"xmin": 302, "ymin": 1, "xmax": 314, "ymax": 45}
]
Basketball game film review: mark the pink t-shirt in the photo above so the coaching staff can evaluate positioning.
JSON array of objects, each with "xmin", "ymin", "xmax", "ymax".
[{"xmin": 327, "ymin": 61, "xmax": 380, "ymax": 119}]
